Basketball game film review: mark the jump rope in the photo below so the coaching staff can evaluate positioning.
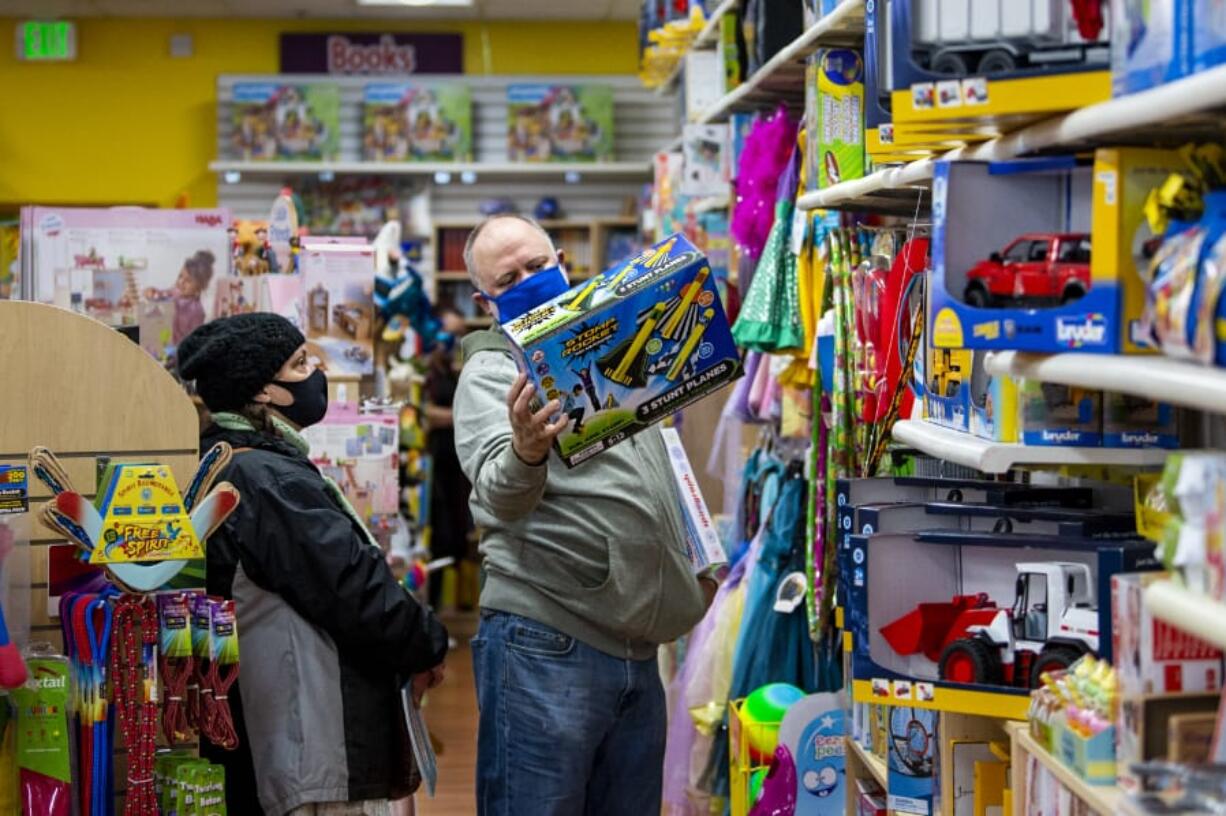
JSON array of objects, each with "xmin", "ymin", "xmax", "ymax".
[{"xmin": 33, "ymin": 446, "xmax": 243, "ymax": 816}]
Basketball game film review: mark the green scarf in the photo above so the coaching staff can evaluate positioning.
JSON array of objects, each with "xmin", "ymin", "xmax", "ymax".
[{"xmin": 211, "ymin": 412, "xmax": 383, "ymax": 552}]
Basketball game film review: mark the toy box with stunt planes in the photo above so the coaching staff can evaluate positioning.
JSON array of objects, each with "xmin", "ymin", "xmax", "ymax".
[{"xmin": 500, "ymin": 234, "xmax": 741, "ymax": 468}]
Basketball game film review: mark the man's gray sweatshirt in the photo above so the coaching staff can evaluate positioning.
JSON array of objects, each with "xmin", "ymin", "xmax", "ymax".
[{"xmin": 453, "ymin": 330, "xmax": 707, "ymax": 660}]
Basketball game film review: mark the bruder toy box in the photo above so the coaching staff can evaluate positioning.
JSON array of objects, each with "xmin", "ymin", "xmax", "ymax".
[
  {"xmin": 928, "ymin": 149, "xmax": 1188, "ymax": 354},
  {"xmin": 501, "ymin": 234, "xmax": 741, "ymax": 467}
]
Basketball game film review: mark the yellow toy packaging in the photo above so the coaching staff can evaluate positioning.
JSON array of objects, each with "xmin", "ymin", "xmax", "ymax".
[
  {"xmin": 923, "ymin": 343, "xmax": 971, "ymax": 433},
  {"xmin": 93, "ymin": 464, "xmax": 202, "ymax": 564},
  {"xmin": 501, "ymin": 234, "xmax": 742, "ymax": 467},
  {"xmin": 1092, "ymin": 147, "xmax": 1195, "ymax": 354}
]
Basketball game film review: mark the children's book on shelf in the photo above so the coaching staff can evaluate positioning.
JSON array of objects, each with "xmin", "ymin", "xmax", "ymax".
[
  {"xmin": 232, "ymin": 82, "xmax": 341, "ymax": 161},
  {"xmin": 19, "ymin": 206, "xmax": 231, "ymax": 365},
  {"xmin": 363, "ymin": 83, "xmax": 473, "ymax": 162},
  {"xmin": 507, "ymin": 84, "xmax": 615, "ymax": 163}
]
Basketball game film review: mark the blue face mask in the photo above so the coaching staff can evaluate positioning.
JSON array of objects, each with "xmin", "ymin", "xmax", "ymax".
[{"xmin": 486, "ymin": 266, "xmax": 570, "ymax": 322}]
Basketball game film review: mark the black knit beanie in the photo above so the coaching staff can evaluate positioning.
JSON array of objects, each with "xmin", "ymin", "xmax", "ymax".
[{"xmin": 177, "ymin": 313, "xmax": 306, "ymax": 412}]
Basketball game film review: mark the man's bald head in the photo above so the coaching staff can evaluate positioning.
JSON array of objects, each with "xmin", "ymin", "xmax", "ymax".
[{"xmin": 464, "ymin": 214, "xmax": 563, "ymax": 319}]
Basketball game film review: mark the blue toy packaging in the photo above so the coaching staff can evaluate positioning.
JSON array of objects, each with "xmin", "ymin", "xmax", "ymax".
[
  {"xmin": 1112, "ymin": 0, "xmax": 1226, "ymax": 95},
  {"xmin": 887, "ymin": 706, "xmax": 937, "ymax": 815},
  {"xmin": 1019, "ymin": 380, "xmax": 1102, "ymax": 447},
  {"xmin": 1111, "ymin": 0, "xmax": 1192, "ymax": 95},
  {"xmin": 922, "ymin": 344, "xmax": 970, "ymax": 433},
  {"xmin": 501, "ymin": 234, "xmax": 742, "ymax": 468},
  {"xmin": 1192, "ymin": 0, "xmax": 1226, "ymax": 72},
  {"xmin": 929, "ymin": 150, "xmax": 1188, "ymax": 355},
  {"xmin": 1103, "ymin": 392, "xmax": 1179, "ymax": 449},
  {"xmin": 968, "ymin": 352, "xmax": 1018, "ymax": 443}
]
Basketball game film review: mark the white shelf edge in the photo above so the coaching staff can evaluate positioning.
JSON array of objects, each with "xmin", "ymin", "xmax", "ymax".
[
  {"xmin": 1008, "ymin": 722, "xmax": 1122, "ymax": 816},
  {"xmin": 891, "ymin": 420, "xmax": 1170, "ymax": 474},
  {"xmin": 1144, "ymin": 580, "xmax": 1226, "ymax": 652},
  {"xmin": 693, "ymin": 0, "xmax": 864, "ymax": 125},
  {"xmin": 797, "ymin": 63, "xmax": 1226, "ymax": 209},
  {"xmin": 694, "ymin": 0, "xmax": 739, "ymax": 47},
  {"xmin": 654, "ymin": 59, "xmax": 687, "ymax": 97},
  {"xmin": 651, "ymin": 0, "xmax": 744, "ymax": 97},
  {"xmin": 984, "ymin": 350, "xmax": 1226, "ymax": 417},
  {"xmin": 208, "ymin": 160, "xmax": 653, "ymax": 178},
  {"xmin": 797, "ymin": 158, "xmax": 934, "ymax": 211}
]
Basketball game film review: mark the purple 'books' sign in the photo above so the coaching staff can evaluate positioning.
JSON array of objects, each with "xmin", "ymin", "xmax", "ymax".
[{"xmin": 280, "ymin": 33, "xmax": 463, "ymax": 75}]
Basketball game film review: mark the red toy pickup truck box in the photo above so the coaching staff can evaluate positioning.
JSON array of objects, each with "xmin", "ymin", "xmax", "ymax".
[{"xmin": 963, "ymin": 233, "xmax": 1092, "ymax": 308}]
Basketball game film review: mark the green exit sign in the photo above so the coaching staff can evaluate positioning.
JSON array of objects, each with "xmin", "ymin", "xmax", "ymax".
[{"xmin": 16, "ymin": 21, "xmax": 76, "ymax": 61}]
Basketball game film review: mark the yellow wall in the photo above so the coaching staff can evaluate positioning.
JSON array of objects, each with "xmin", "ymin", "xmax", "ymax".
[{"xmin": 0, "ymin": 18, "xmax": 639, "ymax": 209}]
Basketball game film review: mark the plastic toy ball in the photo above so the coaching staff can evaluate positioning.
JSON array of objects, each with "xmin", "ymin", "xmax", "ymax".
[
  {"xmin": 403, "ymin": 560, "xmax": 429, "ymax": 592},
  {"xmin": 748, "ymin": 768, "xmax": 767, "ymax": 804},
  {"xmin": 742, "ymin": 683, "xmax": 805, "ymax": 761}
]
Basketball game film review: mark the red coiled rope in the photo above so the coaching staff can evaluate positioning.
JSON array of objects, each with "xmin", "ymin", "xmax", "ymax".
[{"xmin": 110, "ymin": 596, "xmax": 159, "ymax": 816}]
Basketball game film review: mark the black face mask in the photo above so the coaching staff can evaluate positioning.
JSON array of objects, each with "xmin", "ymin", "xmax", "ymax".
[{"xmin": 272, "ymin": 368, "xmax": 329, "ymax": 428}]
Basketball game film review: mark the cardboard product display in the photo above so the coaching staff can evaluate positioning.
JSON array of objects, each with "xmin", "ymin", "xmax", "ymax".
[
  {"xmin": 1116, "ymin": 692, "xmax": 1222, "ymax": 792},
  {"xmin": 968, "ymin": 351, "xmax": 1018, "ymax": 443},
  {"xmin": 878, "ymin": 1, "xmax": 1110, "ymax": 146},
  {"xmin": 20, "ymin": 206, "xmax": 231, "ymax": 364},
  {"xmin": 660, "ymin": 426, "xmax": 727, "ymax": 574},
  {"xmin": 299, "ymin": 241, "xmax": 376, "ymax": 377},
  {"xmin": 809, "ymin": 48, "xmax": 866, "ymax": 191},
  {"xmin": 500, "ymin": 234, "xmax": 741, "ymax": 467},
  {"xmin": 843, "ymin": 526, "xmax": 1160, "ymax": 714},
  {"xmin": 1103, "ymin": 391, "xmax": 1179, "ymax": 449},
  {"xmin": 1018, "ymin": 379, "xmax": 1103, "ymax": 447},
  {"xmin": 684, "ymin": 50, "xmax": 724, "ymax": 122},
  {"xmin": 834, "ymin": 478, "xmax": 1099, "ymax": 634},
  {"xmin": 301, "ymin": 414, "xmax": 401, "ymax": 534},
  {"xmin": 1112, "ymin": 571, "xmax": 1223, "ymax": 697},
  {"xmin": 681, "ymin": 123, "xmax": 731, "ymax": 198},
  {"xmin": 923, "ymin": 345, "xmax": 971, "ymax": 433},
  {"xmin": 929, "ymin": 148, "xmax": 1191, "ymax": 355},
  {"xmin": 1112, "ymin": 0, "xmax": 1226, "ymax": 95},
  {"xmin": 887, "ymin": 706, "xmax": 938, "ymax": 815}
]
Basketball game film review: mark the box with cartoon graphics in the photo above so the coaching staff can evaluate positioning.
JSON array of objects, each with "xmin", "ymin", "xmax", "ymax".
[{"xmin": 500, "ymin": 234, "xmax": 742, "ymax": 467}]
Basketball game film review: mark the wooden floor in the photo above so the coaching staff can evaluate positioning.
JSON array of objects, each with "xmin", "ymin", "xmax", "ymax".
[{"xmin": 418, "ymin": 611, "xmax": 480, "ymax": 816}]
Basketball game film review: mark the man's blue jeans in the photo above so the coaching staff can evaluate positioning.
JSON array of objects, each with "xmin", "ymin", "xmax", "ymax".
[{"xmin": 471, "ymin": 610, "xmax": 666, "ymax": 815}]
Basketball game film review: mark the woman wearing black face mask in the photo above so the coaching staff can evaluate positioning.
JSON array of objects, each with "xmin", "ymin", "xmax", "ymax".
[{"xmin": 177, "ymin": 313, "xmax": 449, "ymax": 816}]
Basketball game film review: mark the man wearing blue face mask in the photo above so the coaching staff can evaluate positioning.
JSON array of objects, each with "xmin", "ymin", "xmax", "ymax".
[{"xmin": 453, "ymin": 214, "xmax": 717, "ymax": 815}]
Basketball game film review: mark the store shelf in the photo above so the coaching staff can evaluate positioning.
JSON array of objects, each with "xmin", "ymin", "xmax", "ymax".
[
  {"xmin": 1008, "ymin": 722, "xmax": 1124, "ymax": 816},
  {"xmin": 846, "ymin": 738, "xmax": 888, "ymax": 790},
  {"xmin": 796, "ymin": 159, "xmax": 934, "ymax": 213},
  {"xmin": 652, "ymin": 0, "xmax": 740, "ymax": 96},
  {"xmin": 984, "ymin": 351, "xmax": 1226, "ymax": 417},
  {"xmin": 891, "ymin": 420, "xmax": 1171, "ymax": 474},
  {"xmin": 209, "ymin": 160, "xmax": 653, "ymax": 181},
  {"xmin": 1144, "ymin": 580, "xmax": 1226, "ymax": 652},
  {"xmin": 692, "ymin": 0, "xmax": 865, "ymax": 124},
  {"xmin": 798, "ymin": 63, "xmax": 1226, "ymax": 211},
  {"xmin": 697, "ymin": 0, "xmax": 739, "ymax": 47}
]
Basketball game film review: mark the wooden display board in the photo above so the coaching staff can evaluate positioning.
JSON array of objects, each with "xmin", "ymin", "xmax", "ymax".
[{"xmin": 0, "ymin": 301, "xmax": 198, "ymax": 653}]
